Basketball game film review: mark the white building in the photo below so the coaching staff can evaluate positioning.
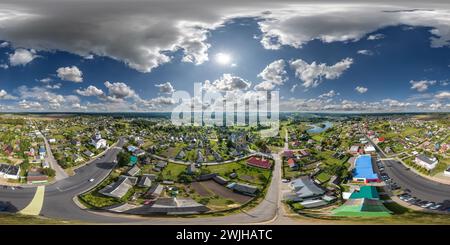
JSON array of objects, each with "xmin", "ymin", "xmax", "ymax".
[
  {"xmin": 91, "ymin": 138, "xmax": 107, "ymax": 149},
  {"xmin": 0, "ymin": 163, "xmax": 20, "ymax": 180},
  {"xmin": 415, "ymin": 154, "xmax": 438, "ymax": 171},
  {"xmin": 444, "ymin": 166, "xmax": 450, "ymax": 177},
  {"xmin": 364, "ymin": 145, "xmax": 376, "ymax": 154}
]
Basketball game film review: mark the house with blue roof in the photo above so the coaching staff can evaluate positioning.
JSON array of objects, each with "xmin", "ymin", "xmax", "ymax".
[{"xmin": 352, "ymin": 154, "xmax": 379, "ymax": 183}]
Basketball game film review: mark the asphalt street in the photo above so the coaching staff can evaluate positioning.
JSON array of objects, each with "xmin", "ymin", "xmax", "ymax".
[
  {"xmin": 382, "ymin": 159, "xmax": 450, "ymax": 205},
  {"xmin": 0, "ymin": 136, "xmax": 283, "ymax": 224},
  {"xmin": 368, "ymin": 136, "xmax": 450, "ymax": 207}
]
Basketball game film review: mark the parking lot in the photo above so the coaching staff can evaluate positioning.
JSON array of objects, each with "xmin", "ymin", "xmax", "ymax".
[{"xmin": 376, "ymin": 158, "xmax": 450, "ymax": 212}]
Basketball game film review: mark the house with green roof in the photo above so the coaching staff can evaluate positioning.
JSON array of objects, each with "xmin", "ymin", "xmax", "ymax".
[
  {"xmin": 349, "ymin": 186, "xmax": 379, "ymax": 200},
  {"xmin": 129, "ymin": 155, "xmax": 138, "ymax": 166},
  {"xmin": 332, "ymin": 186, "xmax": 391, "ymax": 217}
]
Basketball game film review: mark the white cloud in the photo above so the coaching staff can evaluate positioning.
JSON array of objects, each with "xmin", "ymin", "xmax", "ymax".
[
  {"xmin": 0, "ymin": 42, "xmax": 9, "ymax": 48},
  {"xmin": 57, "ymin": 66, "xmax": 83, "ymax": 83},
  {"xmin": 318, "ymin": 90, "xmax": 339, "ymax": 98},
  {"xmin": 45, "ymin": 83, "xmax": 61, "ymax": 89},
  {"xmin": 367, "ymin": 33, "xmax": 385, "ymax": 40},
  {"xmin": 155, "ymin": 82, "xmax": 175, "ymax": 94},
  {"xmin": 258, "ymin": 5, "xmax": 450, "ymax": 50},
  {"xmin": 254, "ymin": 59, "xmax": 287, "ymax": 91},
  {"xmin": 355, "ymin": 86, "xmax": 368, "ymax": 93},
  {"xmin": 290, "ymin": 84, "xmax": 298, "ymax": 93},
  {"xmin": 203, "ymin": 73, "xmax": 251, "ymax": 92},
  {"xmin": 76, "ymin": 85, "xmax": 104, "ymax": 97},
  {"xmin": 18, "ymin": 100, "xmax": 42, "ymax": 110},
  {"xmin": 289, "ymin": 58, "xmax": 353, "ymax": 88},
  {"xmin": 435, "ymin": 91, "xmax": 450, "ymax": 100},
  {"xmin": 39, "ymin": 77, "xmax": 52, "ymax": 83},
  {"xmin": 410, "ymin": 80, "xmax": 436, "ymax": 92},
  {"xmin": 357, "ymin": 49, "xmax": 373, "ymax": 55},
  {"xmin": 103, "ymin": 81, "xmax": 141, "ymax": 103},
  {"xmin": 9, "ymin": 48, "xmax": 38, "ymax": 66},
  {"xmin": 0, "ymin": 89, "xmax": 17, "ymax": 100},
  {"xmin": 0, "ymin": 64, "xmax": 8, "ymax": 69},
  {"xmin": 2, "ymin": 3, "xmax": 450, "ymax": 73}
]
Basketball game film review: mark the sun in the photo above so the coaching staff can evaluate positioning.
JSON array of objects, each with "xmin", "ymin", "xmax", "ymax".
[{"xmin": 215, "ymin": 52, "xmax": 231, "ymax": 65}]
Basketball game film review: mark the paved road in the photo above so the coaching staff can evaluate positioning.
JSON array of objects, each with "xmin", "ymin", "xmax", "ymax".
[
  {"xmin": 41, "ymin": 131, "xmax": 68, "ymax": 181},
  {"xmin": 0, "ymin": 135, "xmax": 287, "ymax": 224},
  {"xmin": 367, "ymin": 136, "xmax": 450, "ymax": 207},
  {"xmin": 382, "ymin": 159, "xmax": 450, "ymax": 205}
]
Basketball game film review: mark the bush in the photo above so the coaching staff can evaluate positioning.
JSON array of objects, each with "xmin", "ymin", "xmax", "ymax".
[{"xmin": 42, "ymin": 168, "xmax": 56, "ymax": 177}]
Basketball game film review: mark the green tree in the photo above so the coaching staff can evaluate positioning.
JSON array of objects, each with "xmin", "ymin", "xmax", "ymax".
[{"xmin": 42, "ymin": 168, "xmax": 56, "ymax": 177}]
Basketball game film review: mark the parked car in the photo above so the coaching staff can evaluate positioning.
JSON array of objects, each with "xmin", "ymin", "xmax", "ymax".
[
  {"xmin": 429, "ymin": 203, "xmax": 443, "ymax": 210},
  {"xmin": 420, "ymin": 202, "xmax": 435, "ymax": 208}
]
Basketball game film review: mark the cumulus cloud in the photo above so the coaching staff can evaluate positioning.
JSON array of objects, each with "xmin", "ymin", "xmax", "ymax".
[
  {"xmin": 0, "ymin": 64, "xmax": 8, "ymax": 69},
  {"xmin": 435, "ymin": 91, "xmax": 450, "ymax": 100},
  {"xmin": 355, "ymin": 86, "xmax": 368, "ymax": 93},
  {"xmin": 410, "ymin": 80, "xmax": 436, "ymax": 92},
  {"xmin": 155, "ymin": 82, "xmax": 175, "ymax": 94},
  {"xmin": 76, "ymin": 85, "xmax": 104, "ymax": 97},
  {"xmin": 104, "ymin": 81, "xmax": 139, "ymax": 101},
  {"xmin": 289, "ymin": 58, "xmax": 353, "ymax": 88},
  {"xmin": 203, "ymin": 73, "xmax": 251, "ymax": 92},
  {"xmin": 0, "ymin": 42, "xmax": 9, "ymax": 48},
  {"xmin": 18, "ymin": 100, "xmax": 42, "ymax": 110},
  {"xmin": 2, "ymin": 2, "xmax": 450, "ymax": 73},
  {"xmin": 0, "ymin": 89, "xmax": 17, "ymax": 100},
  {"xmin": 258, "ymin": 5, "xmax": 450, "ymax": 50},
  {"xmin": 254, "ymin": 59, "xmax": 287, "ymax": 90},
  {"xmin": 57, "ymin": 66, "xmax": 83, "ymax": 82},
  {"xmin": 290, "ymin": 84, "xmax": 298, "ymax": 93},
  {"xmin": 357, "ymin": 49, "xmax": 373, "ymax": 55},
  {"xmin": 318, "ymin": 90, "xmax": 339, "ymax": 98},
  {"xmin": 9, "ymin": 48, "xmax": 38, "ymax": 66},
  {"xmin": 367, "ymin": 33, "xmax": 385, "ymax": 40}
]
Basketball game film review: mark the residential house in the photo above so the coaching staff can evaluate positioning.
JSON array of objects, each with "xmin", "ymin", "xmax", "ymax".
[
  {"xmin": 247, "ymin": 156, "xmax": 272, "ymax": 169},
  {"xmin": 145, "ymin": 183, "xmax": 164, "ymax": 199},
  {"xmin": 286, "ymin": 176, "xmax": 325, "ymax": 202},
  {"xmin": 415, "ymin": 154, "xmax": 438, "ymax": 171},
  {"xmin": 287, "ymin": 158, "xmax": 299, "ymax": 170},
  {"xmin": 0, "ymin": 163, "xmax": 20, "ymax": 180},
  {"xmin": 137, "ymin": 175, "xmax": 152, "ymax": 188},
  {"xmin": 228, "ymin": 182, "xmax": 258, "ymax": 196},
  {"xmin": 99, "ymin": 176, "xmax": 137, "ymax": 199},
  {"xmin": 27, "ymin": 171, "xmax": 48, "ymax": 184},
  {"xmin": 127, "ymin": 165, "xmax": 141, "ymax": 177},
  {"xmin": 83, "ymin": 150, "xmax": 94, "ymax": 158}
]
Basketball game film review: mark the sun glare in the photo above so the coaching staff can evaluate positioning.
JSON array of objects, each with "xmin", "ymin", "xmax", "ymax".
[{"xmin": 215, "ymin": 52, "xmax": 231, "ymax": 65}]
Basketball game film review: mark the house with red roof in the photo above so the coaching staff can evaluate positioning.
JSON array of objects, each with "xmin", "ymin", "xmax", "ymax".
[
  {"xmin": 247, "ymin": 157, "xmax": 272, "ymax": 169},
  {"xmin": 283, "ymin": 150, "xmax": 294, "ymax": 158},
  {"xmin": 287, "ymin": 158, "xmax": 299, "ymax": 170}
]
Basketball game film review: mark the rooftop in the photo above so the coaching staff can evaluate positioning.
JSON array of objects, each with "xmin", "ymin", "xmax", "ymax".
[{"xmin": 353, "ymin": 155, "xmax": 378, "ymax": 180}]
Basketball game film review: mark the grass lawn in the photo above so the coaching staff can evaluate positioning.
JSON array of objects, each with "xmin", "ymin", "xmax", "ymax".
[
  {"xmin": 161, "ymin": 163, "xmax": 187, "ymax": 181},
  {"xmin": 0, "ymin": 213, "xmax": 74, "ymax": 224},
  {"xmin": 204, "ymin": 160, "xmax": 271, "ymax": 187},
  {"xmin": 316, "ymin": 172, "xmax": 331, "ymax": 183}
]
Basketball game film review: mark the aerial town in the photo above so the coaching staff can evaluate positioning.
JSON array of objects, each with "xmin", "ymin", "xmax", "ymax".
[{"xmin": 0, "ymin": 112, "xmax": 449, "ymax": 224}]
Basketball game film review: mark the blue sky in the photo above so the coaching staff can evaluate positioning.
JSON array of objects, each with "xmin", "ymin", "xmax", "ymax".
[{"xmin": 0, "ymin": 1, "xmax": 449, "ymax": 112}]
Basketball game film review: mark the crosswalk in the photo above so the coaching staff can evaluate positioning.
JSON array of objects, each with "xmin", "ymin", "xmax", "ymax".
[{"xmin": 19, "ymin": 185, "xmax": 45, "ymax": 216}]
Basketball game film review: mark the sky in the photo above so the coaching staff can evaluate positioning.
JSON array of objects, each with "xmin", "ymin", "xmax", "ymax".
[{"xmin": 0, "ymin": 0, "xmax": 450, "ymax": 112}]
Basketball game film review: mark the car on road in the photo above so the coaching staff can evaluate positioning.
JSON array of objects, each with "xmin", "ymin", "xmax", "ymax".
[
  {"xmin": 403, "ymin": 196, "xmax": 414, "ymax": 202},
  {"xmin": 281, "ymin": 179, "xmax": 290, "ymax": 183},
  {"xmin": 420, "ymin": 201, "xmax": 435, "ymax": 209},
  {"xmin": 0, "ymin": 204, "xmax": 8, "ymax": 211},
  {"xmin": 89, "ymin": 178, "xmax": 95, "ymax": 182},
  {"xmin": 429, "ymin": 203, "xmax": 443, "ymax": 210}
]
